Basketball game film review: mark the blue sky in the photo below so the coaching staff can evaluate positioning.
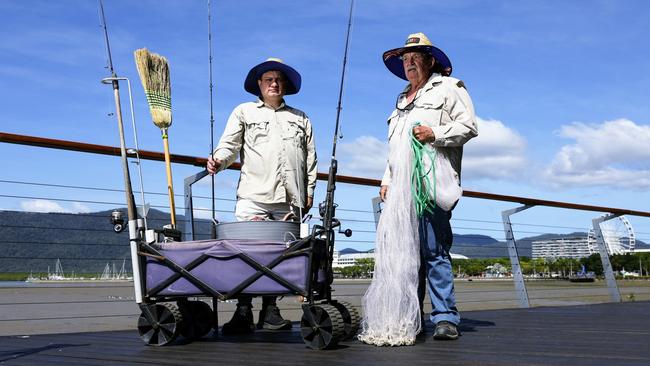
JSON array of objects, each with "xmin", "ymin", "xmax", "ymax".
[{"xmin": 1, "ymin": 0, "xmax": 649, "ymax": 250}]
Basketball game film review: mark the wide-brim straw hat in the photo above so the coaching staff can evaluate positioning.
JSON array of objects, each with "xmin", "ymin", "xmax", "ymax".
[
  {"xmin": 382, "ymin": 32, "xmax": 452, "ymax": 80},
  {"xmin": 244, "ymin": 58, "xmax": 301, "ymax": 96}
]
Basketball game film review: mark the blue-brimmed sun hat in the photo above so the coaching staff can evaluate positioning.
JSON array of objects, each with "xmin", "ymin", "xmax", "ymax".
[
  {"xmin": 383, "ymin": 32, "xmax": 452, "ymax": 80},
  {"xmin": 244, "ymin": 57, "xmax": 301, "ymax": 96}
]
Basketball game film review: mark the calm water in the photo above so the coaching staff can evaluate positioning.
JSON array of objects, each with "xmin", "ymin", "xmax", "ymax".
[{"xmin": 0, "ymin": 281, "xmax": 34, "ymax": 288}]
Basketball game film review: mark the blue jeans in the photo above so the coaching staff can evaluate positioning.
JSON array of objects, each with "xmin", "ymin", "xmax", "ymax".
[{"xmin": 418, "ymin": 205, "xmax": 459, "ymax": 325}]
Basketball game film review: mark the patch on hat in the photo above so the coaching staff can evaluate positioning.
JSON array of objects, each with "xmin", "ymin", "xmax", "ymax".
[
  {"xmin": 383, "ymin": 49, "xmax": 401, "ymax": 61},
  {"xmin": 405, "ymin": 37, "xmax": 420, "ymax": 45},
  {"xmin": 456, "ymin": 80, "xmax": 466, "ymax": 89}
]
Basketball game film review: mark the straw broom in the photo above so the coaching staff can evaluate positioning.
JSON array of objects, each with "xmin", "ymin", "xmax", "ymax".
[{"xmin": 134, "ymin": 48, "xmax": 177, "ymax": 227}]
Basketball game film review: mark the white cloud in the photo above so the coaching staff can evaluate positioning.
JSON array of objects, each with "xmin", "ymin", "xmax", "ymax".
[
  {"xmin": 336, "ymin": 118, "xmax": 528, "ymax": 181},
  {"xmin": 543, "ymin": 119, "xmax": 650, "ymax": 189},
  {"xmin": 20, "ymin": 200, "xmax": 90, "ymax": 213},
  {"xmin": 20, "ymin": 199, "xmax": 65, "ymax": 213},
  {"xmin": 337, "ymin": 135, "xmax": 388, "ymax": 179},
  {"xmin": 463, "ymin": 118, "xmax": 527, "ymax": 180}
]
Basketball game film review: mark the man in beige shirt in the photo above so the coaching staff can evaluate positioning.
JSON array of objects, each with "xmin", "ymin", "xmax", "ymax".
[{"xmin": 207, "ymin": 58, "xmax": 317, "ymax": 334}]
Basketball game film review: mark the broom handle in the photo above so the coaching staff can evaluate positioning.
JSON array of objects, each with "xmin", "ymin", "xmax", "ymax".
[{"xmin": 161, "ymin": 129, "xmax": 177, "ymax": 227}]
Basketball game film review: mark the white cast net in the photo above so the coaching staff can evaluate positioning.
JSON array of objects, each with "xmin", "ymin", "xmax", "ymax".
[{"xmin": 357, "ymin": 122, "xmax": 421, "ymax": 346}]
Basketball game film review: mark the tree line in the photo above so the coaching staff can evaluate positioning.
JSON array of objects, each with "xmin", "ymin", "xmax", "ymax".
[{"xmin": 335, "ymin": 253, "xmax": 650, "ymax": 278}]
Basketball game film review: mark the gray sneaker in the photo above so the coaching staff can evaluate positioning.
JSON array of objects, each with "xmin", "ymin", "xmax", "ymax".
[
  {"xmin": 433, "ymin": 321, "xmax": 459, "ymax": 340},
  {"xmin": 257, "ymin": 305, "xmax": 292, "ymax": 330}
]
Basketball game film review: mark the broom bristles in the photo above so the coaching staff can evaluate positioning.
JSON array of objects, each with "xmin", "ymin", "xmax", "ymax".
[{"xmin": 134, "ymin": 48, "xmax": 172, "ymax": 129}]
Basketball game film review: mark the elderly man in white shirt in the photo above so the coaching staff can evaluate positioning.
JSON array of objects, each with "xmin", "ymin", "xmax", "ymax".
[
  {"xmin": 207, "ymin": 58, "xmax": 317, "ymax": 335},
  {"xmin": 360, "ymin": 33, "xmax": 477, "ymax": 346}
]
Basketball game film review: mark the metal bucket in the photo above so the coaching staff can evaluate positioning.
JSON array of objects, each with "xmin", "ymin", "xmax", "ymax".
[{"xmin": 215, "ymin": 221, "xmax": 300, "ymax": 242}]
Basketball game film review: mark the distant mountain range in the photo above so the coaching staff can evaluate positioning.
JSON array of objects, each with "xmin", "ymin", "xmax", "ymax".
[
  {"xmin": 0, "ymin": 209, "xmax": 647, "ymax": 274},
  {"xmin": 339, "ymin": 232, "xmax": 649, "ymax": 259},
  {"xmin": 0, "ymin": 208, "xmax": 214, "ymax": 274}
]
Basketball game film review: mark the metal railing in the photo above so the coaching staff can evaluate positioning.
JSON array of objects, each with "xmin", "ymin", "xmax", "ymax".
[{"xmin": 1, "ymin": 131, "xmax": 649, "ymax": 335}]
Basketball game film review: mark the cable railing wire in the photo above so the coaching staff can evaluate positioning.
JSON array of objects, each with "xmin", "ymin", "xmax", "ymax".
[
  {"xmin": 0, "ymin": 178, "xmax": 237, "ymax": 202},
  {"xmin": 8, "ymin": 178, "xmax": 618, "ymax": 233},
  {"xmin": 0, "ymin": 194, "xmax": 235, "ymax": 216},
  {"xmin": 0, "ymin": 209, "xmax": 238, "ymax": 225},
  {"xmin": 0, "ymin": 240, "xmax": 129, "ymax": 247},
  {"xmin": 2, "ymin": 157, "xmax": 649, "ymax": 328},
  {"xmin": 1, "ymin": 224, "xmax": 122, "ymax": 233},
  {"xmin": 4, "ymin": 181, "xmax": 642, "ymax": 239}
]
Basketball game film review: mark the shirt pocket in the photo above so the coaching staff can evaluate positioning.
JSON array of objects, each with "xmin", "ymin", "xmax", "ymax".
[
  {"xmin": 411, "ymin": 96, "xmax": 445, "ymax": 127},
  {"xmin": 283, "ymin": 120, "xmax": 306, "ymax": 147},
  {"xmin": 245, "ymin": 120, "xmax": 270, "ymax": 144}
]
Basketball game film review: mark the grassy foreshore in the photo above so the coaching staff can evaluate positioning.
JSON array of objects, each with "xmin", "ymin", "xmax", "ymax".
[{"xmin": 0, "ymin": 272, "xmax": 29, "ymax": 281}]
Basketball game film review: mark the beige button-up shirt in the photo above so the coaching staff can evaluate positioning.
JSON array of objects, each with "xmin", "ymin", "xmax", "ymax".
[
  {"xmin": 381, "ymin": 73, "xmax": 478, "ymax": 187},
  {"xmin": 212, "ymin": 98, "xmax": 317, "ymax": 208}
]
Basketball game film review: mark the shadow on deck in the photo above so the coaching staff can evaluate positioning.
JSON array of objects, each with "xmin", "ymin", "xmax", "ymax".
[{"xmin": 1, "ymin": 301, "xmax": 649, "ymax": 366}]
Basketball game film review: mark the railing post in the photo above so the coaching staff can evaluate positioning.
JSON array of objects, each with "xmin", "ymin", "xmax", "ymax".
[
  {"xmin": 591, "ymin": 214, "xmax": 622, "ymax": 302},
  {"xmin": 371, "ymin": 196, "xmax": 382, "ymax": 229},
  {"xmin": 183, "ymin": 169, "xmax": 209, "ymax": 241},
  {"xmin": 501, "ymin": 205, "xmax": 533, "ymax": 308}
]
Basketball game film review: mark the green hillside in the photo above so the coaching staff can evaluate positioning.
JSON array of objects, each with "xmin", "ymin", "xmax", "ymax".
[{"xmin": 0, "ymin": 209, "xmax": 213, "ymax": 275}]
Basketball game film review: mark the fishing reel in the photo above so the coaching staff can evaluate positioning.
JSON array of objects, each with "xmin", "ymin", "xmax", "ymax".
[
  {"xmin": 338, "ymin": 222, "xmax": 353, "ymax": 237},
  {"xmin": 318, "ymin": 202, "xmax": 352, "ymax": 237},
  {"xmin": 110, "ymin": 210, "xmax": 126, "ymax": 233}
]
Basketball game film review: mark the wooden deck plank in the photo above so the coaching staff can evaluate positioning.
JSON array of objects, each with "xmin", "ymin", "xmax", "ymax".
[{"xmin": 1, "ymin": 301, "xmax": 649, "ymax": 366}]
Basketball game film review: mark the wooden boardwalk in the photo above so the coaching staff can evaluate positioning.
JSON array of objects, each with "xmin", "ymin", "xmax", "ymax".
[{"xmin": 1, "ymin": 301, "xmax": 649, "ymax": 366}]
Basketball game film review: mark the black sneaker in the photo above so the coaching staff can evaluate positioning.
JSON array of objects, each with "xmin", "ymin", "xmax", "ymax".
[
  {"xmin": 433, "ymin": 321, "xmax": 459, "ymax": 340},
  {"xmin": 222, "ymin": 304, "xmax": 254, "ymax": 335},
  {"xmin": 257, "ymin": 305, "xmax": 292, "ymax": 330}
]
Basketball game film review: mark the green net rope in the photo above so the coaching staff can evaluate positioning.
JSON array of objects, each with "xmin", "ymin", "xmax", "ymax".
[{"xmin": 410, "ymin": 123, "xmax": 437, "ymax": 217}]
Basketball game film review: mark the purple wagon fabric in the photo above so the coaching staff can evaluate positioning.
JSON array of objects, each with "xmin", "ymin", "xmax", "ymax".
[{"xmin": 145, "ymin": 239, "xmax": 309, "ymax": 296}]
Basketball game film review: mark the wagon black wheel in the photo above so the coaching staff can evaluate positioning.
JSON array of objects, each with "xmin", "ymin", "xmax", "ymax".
[
  {"xmin": 332, "ymin": 300, "xmax": 360, "ymax": 340},
  {"xmin": 179, "ymin": 300, "xmax": 214, "ymax": 340},
  {"xmin": 300, "ymin": 304, "xmax": 344, "ymax": 350},
  {"xmin": 137, "ymin": 303, "xmax": 183, "ymax": 346}
]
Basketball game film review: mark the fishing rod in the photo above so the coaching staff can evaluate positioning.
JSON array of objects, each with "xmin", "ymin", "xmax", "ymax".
[
  {"xmin": 320, "ymin": 0, "xmax": 354, "ymax": 297},
  {"xmin": 99, "ymin": 0, "xmax": 137, "ymax": 223},
  {"xmin": 98, "ymin": 0, "xmax": 145, "ymax": 303},
  {"xmin": 331, "ymin": 0, "xmax": 354, "ymax": 159},
  {"xmin": 99, "ymin": 0, "xmax": 148, "ymax": 230},
  {"xmin": 207, "ymin": 0, "xmax": 217, "ymax": 237}
]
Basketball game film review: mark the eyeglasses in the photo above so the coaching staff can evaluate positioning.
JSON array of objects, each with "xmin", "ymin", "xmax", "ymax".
[
  {"xmin": 400, "ymin": 53, "xmax": 426, "ymax": 64},
  {"xmin": 395, "ymin": 90, "xmax": 421, "ymax": 111}
]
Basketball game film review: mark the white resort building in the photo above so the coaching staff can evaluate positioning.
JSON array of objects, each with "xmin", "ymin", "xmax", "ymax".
[
  {"xmin": 532, "ymin": 218, "xmax": 636, "ymax": 260},
  {"xmin": 333, "ymin": 248, "xmax": 468, "ymax": 268}
]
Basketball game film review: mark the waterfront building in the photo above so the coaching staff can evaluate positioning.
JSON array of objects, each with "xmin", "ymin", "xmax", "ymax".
[
  {"xmin": 532, "ymin": 236, "xmax": 593, "ymax": 260},
  {"xmin": 333, "ymin": 248, "xmax": 468, "ymax": 268}
]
